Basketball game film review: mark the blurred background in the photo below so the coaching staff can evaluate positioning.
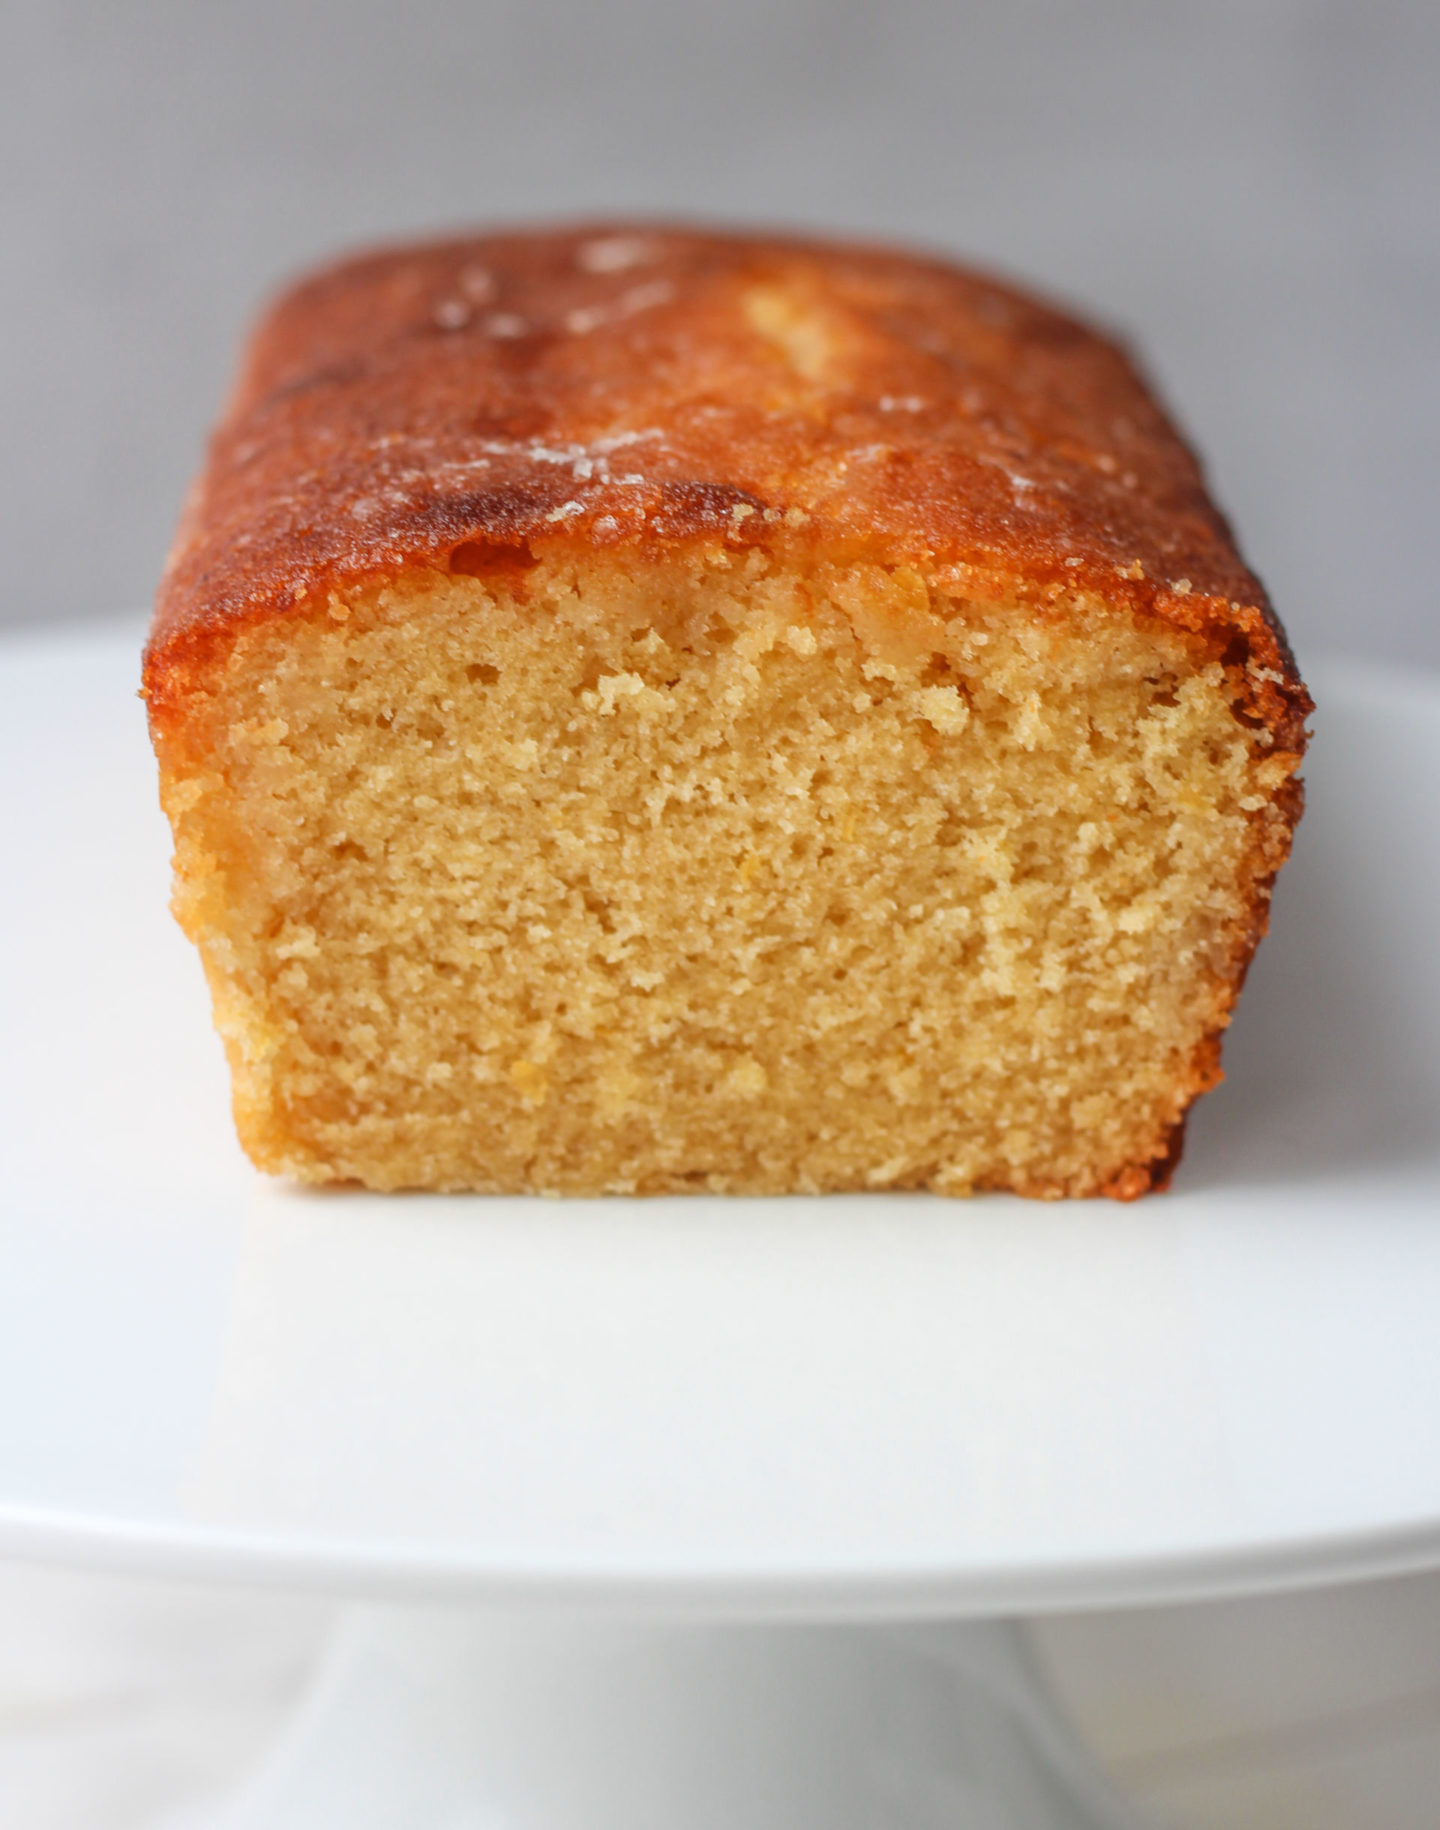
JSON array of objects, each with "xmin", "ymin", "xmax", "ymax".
[
  {"xmin": 3, "ymin": 0, "xmax": 1437, "ymax": 671},
  {"xmin": 3, "ymin": 4, "xmax": 1439, "ymax": 1827}
]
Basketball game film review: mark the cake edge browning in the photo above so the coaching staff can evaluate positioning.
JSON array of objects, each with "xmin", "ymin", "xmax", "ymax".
[{"xmin": 144, "ymin": 221, "xmax": 1309, "ymax": 745}]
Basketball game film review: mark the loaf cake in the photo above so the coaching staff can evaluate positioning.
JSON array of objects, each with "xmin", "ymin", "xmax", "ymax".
[{"xmin": 144, "ymin": 223, "xmax": 1310, "ymax": 1198}]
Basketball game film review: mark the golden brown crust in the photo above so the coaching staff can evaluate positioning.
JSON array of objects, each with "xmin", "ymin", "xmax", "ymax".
[{"xmin": 144, "ymin": 221, "xmax": 1308, "ymax": 746}]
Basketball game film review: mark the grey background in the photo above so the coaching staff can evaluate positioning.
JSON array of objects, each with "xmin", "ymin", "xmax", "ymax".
[{"xmin": 4, "ymin": 0, "xmax": 1436, "ymax": 670}]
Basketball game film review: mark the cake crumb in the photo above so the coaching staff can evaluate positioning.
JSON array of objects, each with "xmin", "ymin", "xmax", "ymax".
[{"xmin": 509, "ymin": 1060, "xmax": 548, "ymax": 1106}]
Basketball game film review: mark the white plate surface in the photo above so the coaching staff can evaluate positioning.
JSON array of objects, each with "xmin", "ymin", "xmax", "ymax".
[{"xmin": 1, "ymin": 620, "xmax": 1437, "ymax": 1618}]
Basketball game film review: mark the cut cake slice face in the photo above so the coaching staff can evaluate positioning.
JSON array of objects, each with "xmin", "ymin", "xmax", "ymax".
[{"xmin": 144, "ymin": 224, "xmax": 1310, "ymax": 1197}]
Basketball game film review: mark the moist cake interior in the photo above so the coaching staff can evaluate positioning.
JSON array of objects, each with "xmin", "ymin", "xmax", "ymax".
[{"xmin": 159, "ymin": 545, "xmax": 1295, "ymax": 1196}]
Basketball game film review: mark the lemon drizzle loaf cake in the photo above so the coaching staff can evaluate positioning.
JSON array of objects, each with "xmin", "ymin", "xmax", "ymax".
[{"xmin": 144, "ymin": 224, "xmax": 1310, "ymax": 1198}]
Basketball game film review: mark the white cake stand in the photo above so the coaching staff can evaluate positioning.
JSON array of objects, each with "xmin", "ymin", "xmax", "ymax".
[{"xmin": 2, "ymin": 621, "xmax": 1438, "ymax": 1829}]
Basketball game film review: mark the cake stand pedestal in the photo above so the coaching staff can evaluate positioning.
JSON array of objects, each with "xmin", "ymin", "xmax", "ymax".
[
  {"xmin": 2, "ymin": 628, "xmax": 1439, "ymax": 1829},
  {"xmin": 191, "ymin": 1611, "xmax": 1133, "ymax": 1829}
]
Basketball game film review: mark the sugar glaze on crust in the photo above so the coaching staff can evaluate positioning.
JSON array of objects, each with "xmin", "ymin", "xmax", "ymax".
[{"xmin": 146, "ymin": 222, "xmax": 1307, "ymax": 740}]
